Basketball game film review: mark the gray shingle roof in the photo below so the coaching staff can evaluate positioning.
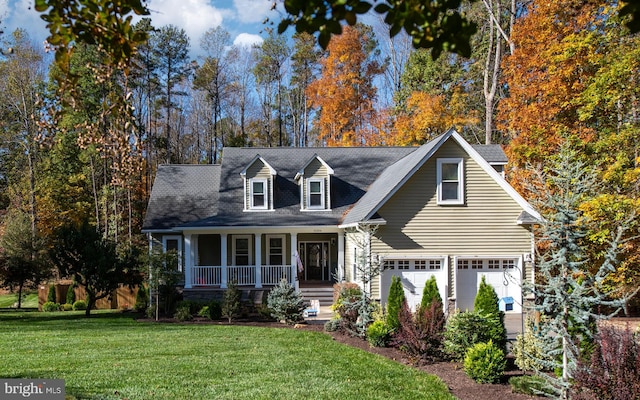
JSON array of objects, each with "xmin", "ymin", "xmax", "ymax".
[
  {"xmin": 142, "ymin": 164, "xmax": 220, "ymax": 231},
  {"xmin": 142, "ymin": 133, "xmax": 515, "ymax": 231},
  {"xmin": 471, "ymin": 144, "xmax": 507, "ymax": 164}
]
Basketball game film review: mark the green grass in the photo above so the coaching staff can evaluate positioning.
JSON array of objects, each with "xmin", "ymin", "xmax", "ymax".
[
  {"xmin": 0, "ymin": 291, "xmax": 39, "ymax": 308},
  {"xmin": 0, "ymin": 311, "xmax": 455, "ymax": 400}
]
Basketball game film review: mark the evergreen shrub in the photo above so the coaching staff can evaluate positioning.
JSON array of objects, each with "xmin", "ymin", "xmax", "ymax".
[
  {"xmin": 267, "ymin": 279, "xmax": 305, "ymax": 324},
  {"xmin": 47, "ymin": 284, "xmax": 56, "ymax": 303},
  {"xmin": 197, "ymin": 306, "xmax": 210, "ymax": 318},
  {"xmin": 474, "ymin": 275, "xmax": 500, "ymax": 315},
  {"xmin": 444, "ymin": 311, "xmax": 505, "ymax": 361},
  {"xmin": 386, "ymin": 276, "xmax": 405, "ymax": 332},
  {"xmin": 174, "ymin": 304, "xmax": 193, "ymax": 322},
  {"xmin": 134, "ymin": 284, "xmax": 148, "ymax": 312},
  {"xmin": 419, "ymin": 276, "xmax": 442, "ymax": 314},
  {"xmin": 72, "ymin": 300, "xmax": 87, "ymax": 311},
  {"xmin": 324, "ymin": 318, "xmax": 341, "ymax": 332},
  {"xmin": 512, "ymin": 315, "xmax": 553, "ymax": 371},
  {"xmin": 42, "ymin": 301, "xmax": 59, "ymax": 312},
  {"xmin": 221, "ymin": 281, "xmax": 241, "ymax": 322},
  {"xmin": 463, "ymin": 340, "xmax": 506, "ymax": 384},
  {"xmin": 208, "ymin": 300, "xmax": 222, "ymax": 320},
  {"xmin": 366, "ymin": 320, "xmax": 391, "ymax": 347},
  {"xmin": 509, "ymin": 375, "xmax": 554, "ymax": 397},
  {"xmin": 62, "ymin": 303, "xmax": 73, "ymax": 311},
  {"xmin": 66, "ymin": 284, "xmax": 76, "ymax": 305}
]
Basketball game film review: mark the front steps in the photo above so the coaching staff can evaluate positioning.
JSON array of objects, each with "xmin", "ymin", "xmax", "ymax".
[{"xmin": 299, "ymin": 286, "xmax": 334, "ymax": 307}]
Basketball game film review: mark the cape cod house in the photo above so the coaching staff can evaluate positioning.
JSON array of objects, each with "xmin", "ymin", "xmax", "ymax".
[{"xmin": 142, "ymin": 129, "xmax": 540, "ymax": 313}]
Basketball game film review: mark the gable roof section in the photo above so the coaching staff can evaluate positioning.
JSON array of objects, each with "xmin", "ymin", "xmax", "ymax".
[
  {"xmin": 142, "ymin": 164, "xmax": 220, "ymax": 231},
  {"xmin": 240, "ymin": 154, "xmax": 276, "ymax": 176},
  {"xmin": 341, "ymin": 128, "xmax": 541, "ymax": 226},
  {"xmin": 295, "ymin": 154, "xmax": 335, "ymax": 181},
  {"xmin": 471, "ymin": 144, "xmax": 508, "ymax": 164}
]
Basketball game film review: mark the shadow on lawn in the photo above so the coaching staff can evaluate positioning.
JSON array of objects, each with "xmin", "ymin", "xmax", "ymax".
[{"xmin": 0, "ymin": 310, "xmax": 138, "ymax": 325}]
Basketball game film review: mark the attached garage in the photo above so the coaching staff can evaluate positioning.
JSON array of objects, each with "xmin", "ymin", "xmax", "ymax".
[
  {"xmin": 455, "ymin": 257, "xmax": 523, "ymax": 313},
  {"xmin": 380, "ymin": 257, "xmax": 448, "ymax": 312}
]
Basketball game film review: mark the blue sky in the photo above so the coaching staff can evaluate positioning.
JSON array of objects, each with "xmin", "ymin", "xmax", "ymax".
[{"xmin": 1, "ymin": 0, "xmax": 280, "ymax": 54}]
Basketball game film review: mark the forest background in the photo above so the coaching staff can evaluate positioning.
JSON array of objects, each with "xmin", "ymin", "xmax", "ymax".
[{"xmin": 0, "ymin": 0, "xmax": 638, "ymax": 310}]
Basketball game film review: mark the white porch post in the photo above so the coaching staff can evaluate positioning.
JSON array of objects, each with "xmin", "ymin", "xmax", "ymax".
[
  {"xmin": 184, "ymin": 234, "xmax": 192, "ymax": 289},
  {"xmin": 338, "ymin": 231, "xmax": 345, "ymax": 282},
  {"xmin": 221, "ymin": 233, "xmax": 228, "ymax": 289},
  {"xmin": 255, "ymin": 233, "xmax": 262, "ymax": 288},
  {"xmin": 291, "ymin": 233, "xmax": 299, "ymax": 291}
]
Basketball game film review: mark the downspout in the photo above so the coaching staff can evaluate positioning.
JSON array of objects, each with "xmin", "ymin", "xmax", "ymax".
[{"xmin": 147, "ymin": 233, "xmax": 153, "ymax": 310}]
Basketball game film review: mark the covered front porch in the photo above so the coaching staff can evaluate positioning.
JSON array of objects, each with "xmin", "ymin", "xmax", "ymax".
[{"xmin": 180, "ymin": 229, "xmax": 345, "ymax": 290}]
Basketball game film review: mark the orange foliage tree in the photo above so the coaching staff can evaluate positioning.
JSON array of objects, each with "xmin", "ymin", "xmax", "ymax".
[{"xmin": 307, "ymin": 24, "xmax": 383, "ymax": 146}]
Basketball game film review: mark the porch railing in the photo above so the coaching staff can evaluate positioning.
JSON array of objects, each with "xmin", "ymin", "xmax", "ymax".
[{"xmin": 189, "ymin": 265, "xmax": 293, "ymax": 287}]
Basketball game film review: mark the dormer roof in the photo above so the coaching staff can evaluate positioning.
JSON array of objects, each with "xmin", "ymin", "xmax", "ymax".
[{"xmin": 295, "ymin": 154, "xmax": 334, "ymax": 181}]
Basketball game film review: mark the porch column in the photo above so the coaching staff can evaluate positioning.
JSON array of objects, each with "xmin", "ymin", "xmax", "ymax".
[
  {"xmin": 255, "ymin": 233, "xmax": 262, "ymax": 288},
  {"xmin": 291, "ymin": 233, "xmax": 299, "ymax": 291},
  {"xmin": 184, "ymin": 234, "xmax": 192, "ymax": 289},
  {"xmin": 220, "ymin": 233, "xmax": 228, "ymax": 289},
  {"xmin": 338, "ymin": 231, "xmax": 345, "ymax": 282}
]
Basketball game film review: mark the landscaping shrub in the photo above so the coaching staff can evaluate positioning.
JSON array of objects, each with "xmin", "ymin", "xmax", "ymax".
[
  {"xmin": 419, "ymin": 276, "xmax": 442, "ymax": 315},
  {"xmin": 392, "ymin": 299, "xmax": 446, "ymax": 363},
  {"xmin": 47, "ymin": 284, "xmax": 56, "ymax": 303},
  {"xmin": 512, "ymin": 314, "xmax": 553, "ymax": 371},
  {"xmin": 178, "ymin": 300, "xmax": 205, "ymax": 315},
  {"xmin": 134, "ymin": 284, "xmax": 148, "ymax": 312},
  {"xmin": 443, "ymin": 310, "xmax": 506, "ymax": 361},
  {"xmin": 62, "ymin": 303, "xmax": 73, "ymax": 311},
  {"xmin": 66, "ymin": 284, "xmax": 76, "ymax": 305},
  {"xmin": 332, "ymin": 282, "xmax": 360, "ymax": 303},
  {"xmin": 222, "ymin": 281, "xmax": 241, "ymax": 322},
  {"xmin": 42, "ymin": 301, "xmax": 59, "ymax": 312},
  {"xmin": 509, "ymin": 375, "xmax": 554, "ymax": 397},
  {"xmin": 571, "ymin": 324, "xmax": 640, "ymax": 400},
  {"xmin": 324, "ymin": 318, "xmax": 341, "ymax": 332},
  {"xmin": 72, "ymin": 300, "xmax": 87, "ymax": 311},
  {"xmin": 208, "ymin": 300, "xmax": 222, "ymax": 320},
  {"xmin": 463, "ymin": 340, "xmax": 506, "ymax": 384},
  {"xmin": 197, "ymin": 306, "xmax": 210, "ymax": 318},
  {"xmin": 366, "ymin": 319, "xmax": 391, "ymax": 347},
  {"xmin": 267, "ymin": 279, "xmax": 305, "ymax": 324},
  {"xmin": 474, "ymin": 275, "xmax": 499, "ymax": 315},
  {"xmin": 386, "ymin": 276, "xmax": 405, "ymax": 332},
  {"xmin": 332, "ymin": 283, "xmax": 362, "ymax": 332},
  {"xmin": 174, "ymin": 304, "xmax": 193, "ymax": 322}
]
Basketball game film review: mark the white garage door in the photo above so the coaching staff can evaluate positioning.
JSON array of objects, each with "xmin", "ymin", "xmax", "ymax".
[
  {"xmin": 456, "ymin": 258, "xmax": 522, "ymax": 313},
  {"xmin": 381, "ymin": 258, "xmax": 448, "ymax": 312}
]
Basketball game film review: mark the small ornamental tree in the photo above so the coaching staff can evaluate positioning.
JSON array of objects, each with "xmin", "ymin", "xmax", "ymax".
[
  {"xmin": 386, "ymin": 275, "xmax": 405, "ymax": 332},
  {"xmin": 419, "ymin": 275, "xmax": 442, "ymax": 315},
  {"xmin": 47, "ymin": 284, "xmax": 57, "ymax": 303},
  {"xmin": 134, "ymin": 284, "xmax": 148, "ymax": 312},
  {"xmin": 221, "ymin": 280, "xmax": 241, "ymax": 323},
  {"xmin": 523, "ymin": 145, "xmax": 636, "ymax": 399},
  {"xmin": 66, "ymin": 283, "xmax": 76, "ymax": 305},
  {"xmin": 267, "ymin": 279, "xmax": 305, "ymax": 324}
]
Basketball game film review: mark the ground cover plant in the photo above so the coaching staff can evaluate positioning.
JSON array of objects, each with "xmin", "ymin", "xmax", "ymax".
[{"xmin": 0, "ymin": 311, "xmax": 454, "ymax": 400}]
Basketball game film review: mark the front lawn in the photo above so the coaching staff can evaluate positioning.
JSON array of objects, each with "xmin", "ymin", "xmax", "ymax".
[
  {"xmin": 0, "ymin": 291, "xmax": 39, "ymax": 308},
  {"xmin": 0, "ymin": 311, "xmax": 455, "ymax": 400}
]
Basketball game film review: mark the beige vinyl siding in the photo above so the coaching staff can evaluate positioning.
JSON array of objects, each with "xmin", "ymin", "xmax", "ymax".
[
  {"xmin": 370, "ymin": 140, "xmax": 533, "ymax": 298},
  {"xmin": 245, "ymin": 161, "xmax": 273, "ymax": 209}
]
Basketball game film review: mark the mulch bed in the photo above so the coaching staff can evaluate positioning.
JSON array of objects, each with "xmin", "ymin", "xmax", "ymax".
[{"xmin": 138, "ymin": 315, "xmax": 536, "ymax": 399}]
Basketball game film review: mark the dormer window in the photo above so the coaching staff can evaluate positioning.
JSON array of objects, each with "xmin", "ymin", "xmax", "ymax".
[
  {"xmin": 296, "ymin": 155, "xmax": 334, "ymax": 211},
  {"xmin": 241, "ymin": 155, "xmax": 276, "ymax": 211},
  {"xmin": 307, "ymin": 179, "xmax": 325, "ymax": 209},
  {"xmin": 251, "ymin": 179, "xmax": 267, "ymax": 209}
]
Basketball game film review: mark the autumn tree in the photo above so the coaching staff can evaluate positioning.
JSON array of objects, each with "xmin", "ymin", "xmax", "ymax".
[{"xmin": 307, "ymin": 24, "xmax": 384, "ymax": 146}]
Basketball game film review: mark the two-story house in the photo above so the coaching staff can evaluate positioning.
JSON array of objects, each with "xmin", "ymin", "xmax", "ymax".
[{"xmin": 142, "ymin": 129, "xmax": 540, "ymax": 313}]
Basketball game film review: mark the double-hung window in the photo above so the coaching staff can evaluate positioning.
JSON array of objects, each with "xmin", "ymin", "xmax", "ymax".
[
  {"xmin": 437, "ymin": 158, "xmax": 464, "ymax": 205},
  {"xmin": 307, "ymin": 178, "xmax": 325, "ymax": 209},
  {"xmin": 250, "ymin": 179, "xmax": 268, "ymax": 209}
]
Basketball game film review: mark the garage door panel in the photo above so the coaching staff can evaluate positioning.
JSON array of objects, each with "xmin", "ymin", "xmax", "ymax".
[
  {"xmin": 456, "ymin": 258, "xmax": 522, "ymax": 313},
  {"xmin": 381, "ymin": 258, "xmax": 448, "ymax": 312}
]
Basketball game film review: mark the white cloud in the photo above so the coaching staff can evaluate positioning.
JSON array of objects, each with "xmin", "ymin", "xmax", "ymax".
[
  {"xmin": 232, "ymin": 0, "xmax": 275, "ymax": 24},
  {"xmin": 147, "ymin": 0, "xmax": 224, "ymax": 46},
  {"xmin": 233, "ymin": 33, "xmax": 263, "ymax": 48}
]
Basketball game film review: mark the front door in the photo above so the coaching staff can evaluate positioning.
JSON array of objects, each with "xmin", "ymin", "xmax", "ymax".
[{"xmin": 299, "ymin": 242, "xmax": 330, "ymax": 282}]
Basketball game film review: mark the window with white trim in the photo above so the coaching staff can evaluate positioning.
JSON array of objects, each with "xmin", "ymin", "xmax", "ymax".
[
  {"xmin": 437, "ymin": 158, "xmax": 464, "ymax": 205},
  {"xmin": 267, "ymin": 235, "xmax": 286, "ymax": 265},
  {"xmin": 233, "ymin": 235, "xmax": 252, "ymax": 266},
  {"xmin": 162, "ymin": 235, "xmax": 182, "ymax": 271},
  {"xmin": 307, "ymin": 178, "xmax": 325, "ymax": 209},
  {"xmin": 250, "ymin": 179, "xmax": 267, "ymax": 209}
]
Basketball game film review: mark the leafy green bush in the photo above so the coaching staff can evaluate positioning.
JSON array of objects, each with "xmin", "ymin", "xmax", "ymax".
[
  {"xmin": 197, "ymin": 306, "xmax": 210, "ymax": 318},
  {"xmin": 463, "ymin": 340, "xmax": 506, "ymax": 384},
  {"xmin": 512, "ymin": 315, "xmax": 553, "ymax": 371},
  {"xmin": 47, "ymin": 284, "xmax": 56, "ymax": 303},
  {"xmin": 267, "ymin": 279, "xmax": 305, "ymax": 324},
  {"xmin": 367, "ymin": 320, "xmax": 391, "ymax": 347},
  {"xmin": 134, "ymin": 284, "xmax": 148, "ymax": 312},
  {"xmin": 62, "ymin": 303, "xmax": 73, "ymax": 311},
  {"xmin": 42, "ymin": 301, "xmax": 59, "ymax": 312},
  {"xmin": 222, "ymin": 281, "xmax": 241, "ymax": 323},
  {"xmin": 72, "ymin": 300, "xmax": 87, "ymax": 311},
  {"xmin": 174, "ymin": 304, "xmax": 193, "ymax": 322},
  {"xmin": 444, "ymin": 311, "xmax": 506, "ymax": 361},
  {"xmin": 208, "ymin": 300, "xmax": 222, "ymax": 320},
  {"xmin": 178, "ymin": 300, "xmax": 205, "ymax": 315},
  {"xmin": 386, "ymin": 276, "xmax": 405, "ymax": 332},
  {"xmin": 66, "ymin": 284, "xmax": 76, "ymax": 305},
  {"xmin": 509, "ymin": 375, "xmax": 554, "ymax": 397}
]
